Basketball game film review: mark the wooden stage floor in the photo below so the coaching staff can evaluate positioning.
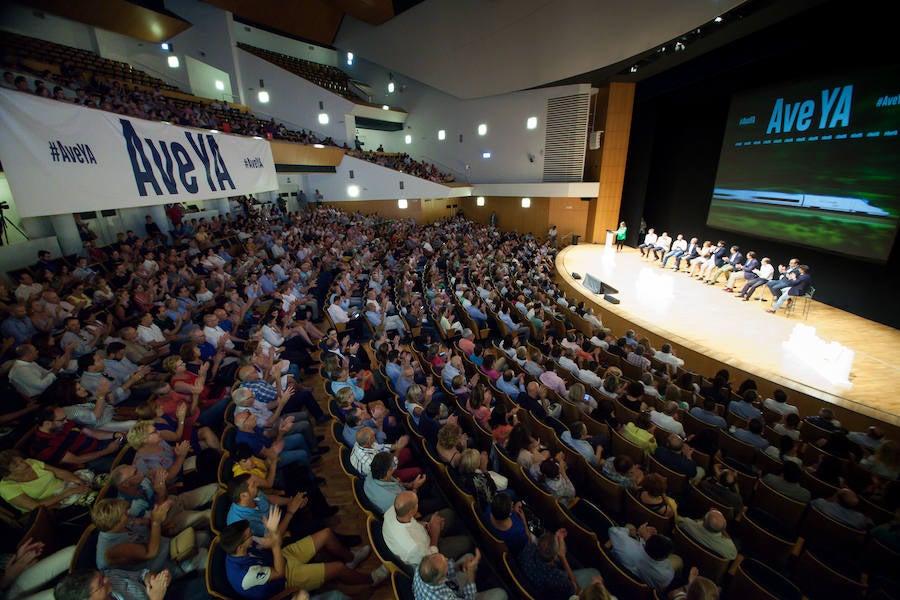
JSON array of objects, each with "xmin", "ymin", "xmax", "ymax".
[{"xmin": 556, "ymin": 244, "xmax": 900, "ymax": 429}]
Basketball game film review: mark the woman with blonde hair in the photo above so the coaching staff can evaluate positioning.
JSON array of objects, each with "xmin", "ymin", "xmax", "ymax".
[
  {"xmin": 92, "ymin": 497, "xmax": 205, "ymax": 574},
  {"xmin": 127, "ymin": 421, "xmax": 191, "ymax": 484},
  {"xmin": 568, "ymin": 381, "xmax": 597, "ymax": 413}
]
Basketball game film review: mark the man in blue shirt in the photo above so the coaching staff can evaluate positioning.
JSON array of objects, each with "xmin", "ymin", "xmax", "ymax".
[
  {"xmin": 1, "ymin": 304, "xmax": 37, "ymax": 345},
  {"xmin": 727, "ymin": 390, "xmax": 762, "ymax": 422},
  {"xmin": 222, "ymin": 509, "xmax": 386, "ymax": 600},
  {"xmin": 689, "ymin": 398, "xmax": 727, "ymax": 429},
  {"xmin": 731, "ymin": 419, "xmax": 770, "ymax": 450},
  {"xmin": 517, "ymin": 529, "xmax": 600, "ymax": 599}
]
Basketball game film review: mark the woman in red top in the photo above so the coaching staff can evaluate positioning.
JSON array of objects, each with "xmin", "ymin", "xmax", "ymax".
[{"xmin": 164, "ymin": 355, "xmax": 223, "ymax": 410}]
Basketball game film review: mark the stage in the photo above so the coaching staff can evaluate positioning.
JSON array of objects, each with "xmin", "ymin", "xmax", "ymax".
[{"xmin": 555, "ymin": 244, "xmax": 900, "ymax": 431}]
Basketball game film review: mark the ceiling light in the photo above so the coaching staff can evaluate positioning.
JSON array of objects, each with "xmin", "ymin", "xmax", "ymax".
[
  {"xmin": 521, "ymin": 197, "xmax": 531, "ymax": 208},
  {"xmin": 674, "ymin": 42, "xmax": 685, "ymax": 51},
  {"xmin": 215, "ymin": 80, "xmax": 225, "ymax": 91},
  {"xmin": 257, "ymin": 79, "xmax": 269, "ymax": 103},
  {"xmin": 313, "ymin": 144, "xmax": 325, "ymax": 148},
  {"xmin": 160, "ymin": 43, "xmax": 170, "ymax": 51},
  {"xmin": 526, "ymin": 116, "xmax": 538, "ymax": 130},
  {"xmin": 405, "ymin": 134, "xmax": 412, "ymax": 144},
  {"xmin": 476, "ymin": 196, "xmax": 485, "ymax": 206},
  {"xmin": 167, "ymin": 55, "xmax": 179, "ymax": 68},
  {"xmin": 714, "ymin": 16, "xmax": 723, "ymax": 23},
  {"xmin": 398, "ymin": 199, "xmax": 408, "ymax": 209},
  {"xmin": 482, "ymin": 151, "xmax": 491, "ymax": 159},
  {"xmin": 477, "ymin": 123, "xmax": 487, "ymax": 136},
  {"xmin": 382, "ymin": 105, "xmax": 390, "ymax": 110},
  {"xmin": 346, "ymin": 51, "xmax": 354, "ymax": 65},
  {"xmin": 629, "ymin": 65, "xmax": 638, "ymax": 73},
  {"xmin": 438, "ymin": 130, "xmax": 446, "ymax": 141},
  {"xmin": 388, "ymin": 81, "xmax": 395, "ymax": 94},
  {"xmin": 347, "ymin": 185, "xmax": 360, "ymax": 197},
  {"xmin": 318, "ymin": 112, "xmax": 329, "ymax": 125}
]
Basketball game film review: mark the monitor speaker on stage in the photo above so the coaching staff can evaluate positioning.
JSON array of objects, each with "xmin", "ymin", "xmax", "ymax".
[
  {"xmin": 571, "ymin": 272, "xmax": 582, "ymax": 279},
  {"xmin": 582, "ymin": 273, "xmax": 603, "ymax": 294},
  {"xmin": 603, "ymin": 294, "xmax": 620, "ymax": 304}
]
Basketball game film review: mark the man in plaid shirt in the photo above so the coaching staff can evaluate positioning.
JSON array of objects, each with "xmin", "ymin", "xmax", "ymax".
[{"xmin": 412, "ymin": 550, "xmax": 506, "ymax": 600}]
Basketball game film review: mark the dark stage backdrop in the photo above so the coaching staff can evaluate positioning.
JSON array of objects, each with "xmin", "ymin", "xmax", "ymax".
[{"xmin": 622, "ymin": 0, "xmax": 899, "ymax": 328}]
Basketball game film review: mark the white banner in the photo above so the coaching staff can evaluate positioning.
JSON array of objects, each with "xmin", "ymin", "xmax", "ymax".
[{"xmin": 0, "ymin": 88, "xmax": 278, "ymax": 218}]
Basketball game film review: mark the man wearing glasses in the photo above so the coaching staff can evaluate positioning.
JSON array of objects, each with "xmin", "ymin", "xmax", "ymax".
[
  {"xmin": 54, "ymin": 568, "xmax": 171, "ymax": 600},
  {"xmin": 30, "ymin": 406, "xmax": 123, "ymax": 472}
]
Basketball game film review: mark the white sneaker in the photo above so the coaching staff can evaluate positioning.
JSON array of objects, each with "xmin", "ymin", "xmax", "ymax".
[
  {"xmin": 370, "ymin": 564, "xmax": 389, "ymax": 586},
  {"xmin": 181, "ymin": 547, "xmax": 209, "ymax": 573},
  {"xmin": 346, "ymin": 545, "xmax": 371, "ymax": 570}
]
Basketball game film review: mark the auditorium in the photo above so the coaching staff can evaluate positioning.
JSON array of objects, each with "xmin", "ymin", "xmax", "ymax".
[{"xmin": 0, "ymin": 1, "xmax": 898, "ymax": 599}]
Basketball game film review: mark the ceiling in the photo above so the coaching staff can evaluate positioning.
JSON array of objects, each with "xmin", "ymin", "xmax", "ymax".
[{"xmin": 335, "ymin": 0, "xmax": 753, "ymax": 99}]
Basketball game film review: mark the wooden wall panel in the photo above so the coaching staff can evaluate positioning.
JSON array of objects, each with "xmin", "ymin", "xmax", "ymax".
[
  {"xmin": 587, "ymin": 82, "xmax": 635, "ymax": 242},
  {"xmin": 460, "ymin": 197, "xmax": 550, "ymax": 236},
  {"xmin": 548, "ymin": 197, "xmax": 589, "ymax": 244},
  {"xmin": 269, "ymin": 141, "xmax": 345, "ymax": 167},
  {"xmin": 324, "ymin": 199, "xmax": 421, "ymax": 222}
]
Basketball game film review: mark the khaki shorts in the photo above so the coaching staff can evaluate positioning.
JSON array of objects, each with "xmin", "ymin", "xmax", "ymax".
[{"xmin": 284, "ymin": 535, "xmax": 326, "ymax": 590}]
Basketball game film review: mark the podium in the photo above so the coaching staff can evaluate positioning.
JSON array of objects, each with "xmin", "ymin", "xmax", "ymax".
[{"xmin": 605, "ymin": 230, "xmax": 614, "ymax": 247}]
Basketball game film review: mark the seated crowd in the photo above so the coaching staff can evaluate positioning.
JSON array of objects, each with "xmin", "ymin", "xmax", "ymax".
[
  {"xmin": 1, "ymin": 32, "xmax": 455, "ymax": 184},
  {"xmin": 0, "ymin": 206, "xmax": 896, "ymax": 600}
]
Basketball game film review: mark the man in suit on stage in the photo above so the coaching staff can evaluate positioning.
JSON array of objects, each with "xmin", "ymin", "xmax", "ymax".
[
  {"xmin": 767, "ymin": 265, "xmax": 811, "ymax": 313},
  {"xmin": 724, "ymin": 251, "xmax": 759, "ymax": 292},
  {"xmin": 766, "ymin": 258, "xmax": 800, "ymax": 297},
  {"xmin": 696, "ymin": 241, "xmax": 728, "ymax": 281},
  {"xmin": 707, "ymin": 246, "xmax": 744, "ymax": 285}
]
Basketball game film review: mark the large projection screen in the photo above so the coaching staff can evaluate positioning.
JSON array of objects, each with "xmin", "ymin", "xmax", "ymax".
[{"xmin": 708, "ymin": 66, "xmax": 900, "ymax": 263}]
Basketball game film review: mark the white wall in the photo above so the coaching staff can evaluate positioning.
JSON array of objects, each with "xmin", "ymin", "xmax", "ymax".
[
  {"xmin": 0, "ymin": 236, "xmax": 62, "ymax": 283},
  {"xmin": 185, "ymin": 56, "xmax": 233, "ymax": 103},
  {"xmin": 92, "ymin": 28, "xmax": 188, "ymax": 90},
  {"xmin": 236, "ymin": 49, "xmax": 354, "ymax": 144},
  {"xmin": 304, "ymin": 155, "xmax": 459, "ymax": 202},
  {"xmin": 0, "ymin": 3, "xmax": 97, "ymax": 52},
  {"xmin": 233, "ymin": 24, "xmax": 339, "ymax": 68},
  {"xmin": 345, "ymin": 56, "xmax": 591, "ymax": 183}
]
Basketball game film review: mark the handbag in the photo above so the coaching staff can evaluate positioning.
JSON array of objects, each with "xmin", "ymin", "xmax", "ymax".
[
  {"xmin": 487, "ymin": 470, "xmax": 508, "ymax": 491},
  {"xmin": 519, "ymin": 500, "xmax": 544, "ymax": 537},
  {"xmin": 170, "ymin": 527, "xmax": 197, "ymax": 562}
]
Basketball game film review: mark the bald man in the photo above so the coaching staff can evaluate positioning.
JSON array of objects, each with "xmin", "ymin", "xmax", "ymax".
[
  {"xmin": 382, "ymin": 491, "xmax": 473, "ymax": 567},
  {"xmin": 413, "ymin": 551, "xmax": 507, "ymax": 600},
  {"xmin": 811, "ymin": 488, "xmax": 872, "ymax": 531},
  {"xmin": 516, "ymin": 381, "xmax": 561, "ymax": 420},
  {"xmin": 676, "ymin": 508, "xmax": 737, "ymax": 560}
]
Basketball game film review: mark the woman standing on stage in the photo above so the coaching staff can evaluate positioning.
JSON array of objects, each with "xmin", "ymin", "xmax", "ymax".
[{"xmin": 615, "ymin": 221, "xmax": 627, "ymax": 252}]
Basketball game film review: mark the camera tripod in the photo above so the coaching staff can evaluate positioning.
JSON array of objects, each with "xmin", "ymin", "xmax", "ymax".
[{"xmin": 0, "ymin": 203, "xmax": 29, "ymax": 246}]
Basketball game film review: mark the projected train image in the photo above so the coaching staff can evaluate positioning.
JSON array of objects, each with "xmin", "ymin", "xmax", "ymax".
[{"xmin": 712, "ymin": 188, "xmax": 890, "ymax": 217}]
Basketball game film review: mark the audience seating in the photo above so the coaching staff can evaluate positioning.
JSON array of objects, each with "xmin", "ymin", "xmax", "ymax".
[
  {"xmin": 672, "ymin": 523, "xmax": 732, "ymax": 585},
  {"xmin": 728, "ymin": 557, "xmax": 803, "ymax": 600}
]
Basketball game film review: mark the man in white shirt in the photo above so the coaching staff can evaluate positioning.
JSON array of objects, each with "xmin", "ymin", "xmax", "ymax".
[
  {"xmin": 9, "ymin": 344, "xmax": 58, "ymax": 398},
  {"xmin": 583, "ymin": 308, "xmax": 603, "ymax": 330},
  {"xmin": 660, "ymin": 235, "xmax": 689, "ymax": 269},
  {"xmin": 650, "ymin": 401, "xmax": 686, "ymax": 437},
  {"xmin": 14, "ymin": 272, "xmax": 43, "ymax": 303},
  {"xmin": 762, "ymin": 389, "xmax": 799, "ymax": 416},
  {"xmin": 203, "ymin": 313, "xmax": 235, "ymax": 351},
  {"xmin": 651, "ymin": 232, "xmax": 672, "ymax": 262},
  {"xmin": 638, "ymin": 228, "xmax": 658, "ymax": 259},
  {"xmin": 653, "ymin": 343, "xmax": 684, "ymax": 371},
  {"xmin": 136, "ymin": 313, "xmax": 167, "ymax": 347},
  {"xmin": 382, "ymin": 491, "xmax": 473, "ymax": 566}
]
